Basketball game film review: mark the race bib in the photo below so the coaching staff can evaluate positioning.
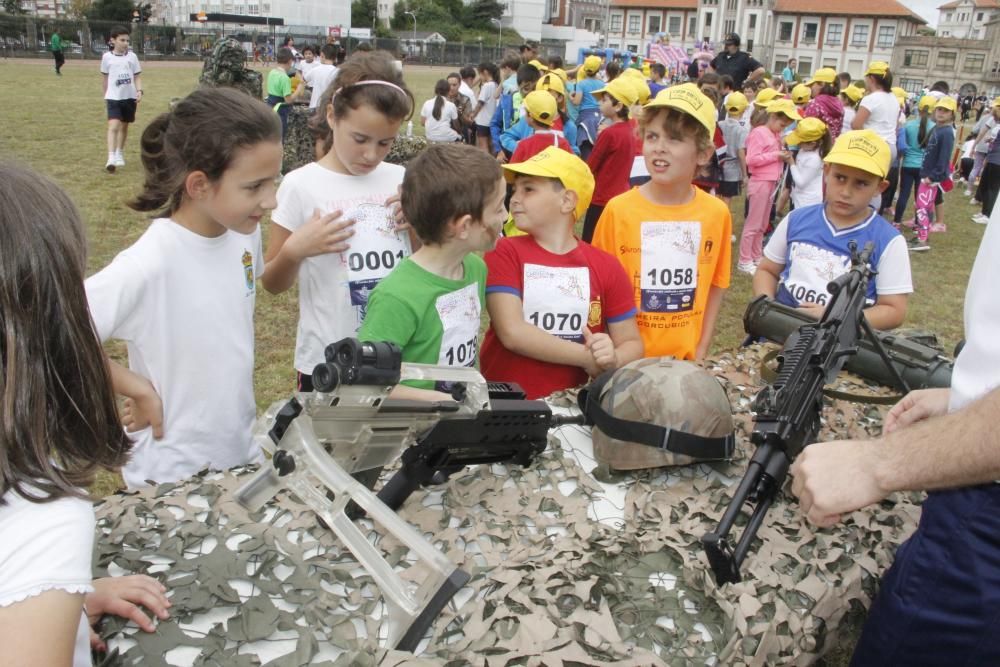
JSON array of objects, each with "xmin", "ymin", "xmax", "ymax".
[
  {"xmin": 345, "ymin": 203, "xmax": 412, "ymax": 312},
  {"xmin": 782, "ymin": 242, "xmax": 850, "ymax": 307},
  {"xmin": 640, "ymin": 221, "xmax": 699, "ymax": 313},
  {"xmin": 522, "ymin": 264, "xmax": 590, "ymax": 342},
  {"xmin": 436, "ymin": 283, "xmax": 481, "ymax": 367}
]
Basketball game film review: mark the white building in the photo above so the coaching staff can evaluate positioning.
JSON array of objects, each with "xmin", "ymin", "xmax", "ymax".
[
  {"xmin": 159, "ymin": 0, "xmax": 350, "ymax": 31},
  {"xmin": 604, "ymin": 0, "xmax": 926, "ymax": 76},
  {"xmin": 936, "ymin": 0, "xmax": 1000, "ymax": 39}
]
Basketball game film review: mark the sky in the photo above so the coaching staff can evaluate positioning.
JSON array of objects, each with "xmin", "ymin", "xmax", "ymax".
[{"xmin": 902, "ymin": 0, "xmax": 940, "ymax": 26}]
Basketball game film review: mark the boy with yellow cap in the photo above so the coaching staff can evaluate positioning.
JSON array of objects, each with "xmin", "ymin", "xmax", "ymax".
[
  {"xmin": 504, "ymin": 90, "xmax": 572, "ymax": 163},
  {"xmin": 582, "ymin": 78, "xmax": 639, "ymax": 242},
  {"xmin": 481, "ymin": 146, "xmax": 643, "ymax": 398},
  {"xmin": 718, "ymin": 90, "xmax": 751, "ymax": 204},
  {"xmin": 840, "ymin": 83, "xmax": 864, "ymax": 135},
  {"xmin": 753, "ymin": 129, "xmax": 912, "ymax": 330},
  {"xmin": 591, "ymin": 84, "xmax": 732, "ymax": 361},
  {"xmin": 791, "ymin": 84, "xmax": 812, "ymax": 110}
]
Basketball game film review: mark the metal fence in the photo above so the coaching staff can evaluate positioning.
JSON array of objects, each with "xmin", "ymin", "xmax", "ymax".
[{"xmin": 0, "ymin": 14, "xmax": 528, "ymax": 66}]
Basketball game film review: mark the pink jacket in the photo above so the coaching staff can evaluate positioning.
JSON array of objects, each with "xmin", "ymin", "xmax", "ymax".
[
  {"xmin": 803, "ymin": 94, "xmax": 845, "ymax": 142},
  {"xmin": 746, "ymin": 126, "xmax": 783, "ymax": 181}
]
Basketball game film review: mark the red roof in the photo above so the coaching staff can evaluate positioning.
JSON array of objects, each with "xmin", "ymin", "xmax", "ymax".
[
  {"xmin": 610, "ymin": 0, "xmax": 697, "ymax": 8},
  {"xmin": 773, "ymin": 0, "xmax": 927, "ymax": 22}
]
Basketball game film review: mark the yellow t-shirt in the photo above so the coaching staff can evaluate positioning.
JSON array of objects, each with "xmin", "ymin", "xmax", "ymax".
[{"xmin": 591, "ymin": 186, "xmax": 732, "ymax": 359}]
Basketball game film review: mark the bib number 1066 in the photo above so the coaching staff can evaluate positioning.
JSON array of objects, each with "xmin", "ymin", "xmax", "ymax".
[
  {"xmin": 348, "ymin": 249, "xmax": 405, "ymax": 273},
  {"xmin": 646, "ymin": 267, "xmax": 694, "ymax": 287}
]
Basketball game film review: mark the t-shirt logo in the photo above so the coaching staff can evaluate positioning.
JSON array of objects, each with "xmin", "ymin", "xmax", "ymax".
[
  {"xmin": 588, "ymin": 298, "xmax": 603, "ymax": 328},
  {"xmin": 242, "ymin": 250, "xmax": 254, "ymax": 291}
]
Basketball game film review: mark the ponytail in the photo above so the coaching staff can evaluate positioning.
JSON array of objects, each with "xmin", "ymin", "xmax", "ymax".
[
  {"xmin": 432, "ymin": 78, "xmax": 449, "ymax": 121},
  {"xmin": 918, "ymin": 109, "xmax": 931, "ymax": 148}
]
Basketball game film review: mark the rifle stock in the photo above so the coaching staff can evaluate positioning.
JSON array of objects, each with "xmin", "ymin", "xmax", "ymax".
[{"xmin": 702, "ymin": 242, "xmax": 875, "ymax": 585}]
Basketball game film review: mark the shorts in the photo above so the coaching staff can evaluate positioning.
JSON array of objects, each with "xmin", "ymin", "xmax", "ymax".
[
  {"xmin": 475, "ymin": 124, "xmax": 492, "ymax": 137},
  {"xmin": 718, "ymin": 180, "xmax": 741, "ymax": 197},
  {"xmin": 106, "ymin": 98, "xmax": 138, "ymax": 123}
]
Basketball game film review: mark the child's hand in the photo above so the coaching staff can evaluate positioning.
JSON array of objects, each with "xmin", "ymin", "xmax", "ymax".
[
  {"xmin": 583, "ymin": 326, "xmax": 618, "ymax": 372},
  {"xmin": 86, "ymin": 575, "xmax": 171, "ymax": 652},
  {"xmin": 496, "ymin": 151, "xmax": 508, "ymax": 164},
  {"xmin": 122, "ymin": 379, "xmax": 164, "ymax": 439},
  {"xmin": 384, "ymin": 188, "xmax": 411, "ymax": 233},
  {"xmin": 797, "ymin": 301, "xmax": 826, "ymax": 321},
  {"xmin": 779, "ymin": 150, "xmax": 793, "ymax": 164},
  {"xmin": 286, "ymin": 209, "xmax": 355, "ymax": 260}
]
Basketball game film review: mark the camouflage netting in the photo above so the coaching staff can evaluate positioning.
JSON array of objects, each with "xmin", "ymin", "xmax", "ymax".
[
  {"xmin": 91, "ymin": 344, "xmax": 922, "ymax": 666},
  {"xmin": 199, "ymin": 38, "xmax": 263, "ymax": 100},
  {"xmin": 283, "ymin": 114, "xmax": 428, "ymax": 175}
]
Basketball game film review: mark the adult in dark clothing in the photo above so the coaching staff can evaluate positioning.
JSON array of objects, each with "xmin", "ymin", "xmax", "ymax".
[{"xmin": 709, "ymin": 33, "xmax": 764, "ymax": 90}]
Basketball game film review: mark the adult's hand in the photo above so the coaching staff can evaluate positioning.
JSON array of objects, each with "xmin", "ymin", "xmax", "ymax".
[
  {"xmin": 790, "ymin": 439, "xmax": 887, "ymax": 527},
  {"xmin": 883, "ymin": 388, "xmax": 951, "ymax": 434}
]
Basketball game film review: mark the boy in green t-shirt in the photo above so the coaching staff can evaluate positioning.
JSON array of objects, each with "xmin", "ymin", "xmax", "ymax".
[
  {"xmin": 266, "ymin": 47, "xmax": 295, "ymax": 138},
  {"xmin": 358, "ymin": 143, "xmax": 507, "ymax": 401}
]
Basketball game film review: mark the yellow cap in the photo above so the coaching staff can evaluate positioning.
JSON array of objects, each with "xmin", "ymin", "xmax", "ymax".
[
  {"xmin": 891, "ymin": 87, "xmax": 908, "ymax": 105},
  {"xmin": 824, "ymin": 129, "xmax": 891, "ymax": 178},
  {"xmin": 805, "ymin": 67, "xmax": 837, "ymax": 87},
  {"xmin": 934, "ymin": 96, "xmax": 957, "ymax": 113},
  {"xmin": 865, "ymin": 61, "xmax": 890, "ymax": 77},
  {"xmin": 785, "ymin": 117, "xmax": 828, "ymax": 146},
  {"xmin": 725, "ymin": 91, "xmax": 749, "ymax": 113},
  {"xmin": 754, "ymin": 87, "xmax": 781, "ymax": 108},
  {"xmin": 503, "ymin": 146, "xmax": 595, "ymax": 220},
  {"xmin": 621, "ymin": 70, "xmax": 651, "ymax": 104},
  {"xmin": 536, "ymin": 72, "xmax": 566, "ymax": 96},
  {"xmin": 549, "ymin": 67, "xmax": 568, "ymax": 82},
  {"xmin": 528, "ymin": 59, "xmax": 548, "ymax": 72},
  {"xmin": 766, "ymin": 98, "xmax": 803, "ymax": 121},
  {"xmin": 522, "ymin": 90, "xmax": 558, "ymax": 126},
  {"xmin": 918, "ymin": 95, "xmax": 937, "ymax": 112},
  {"xmin": 791, "ymin": 83, "xmax": 812, "ymax": 104},
  {"xmin": 993, "ymin": 96, "xmax": 1000, "ymax": 107},
  {"xmin": 594, "ymin": 77, "xmax": 639, "ymax": 107},
  {"xmin": 644, "ymin": 83, "xmax": 717, "ymax": 137},
  {"xmin": 842, "ymin": 84, "xmax": 864, "ymax": 104},
  {"xmin": 582, "ymin": 55, "xmax": 602, "ymax": 75},
  {"xmin": 642, "ymin": 60, "xmax": 651, "ymax": 77}
]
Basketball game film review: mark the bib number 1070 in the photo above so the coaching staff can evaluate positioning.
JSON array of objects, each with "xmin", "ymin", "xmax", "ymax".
[
  {"xmin": 528, "ymin": 311, "xmax": 583, "ymax": 332},
  {"xmin": 646, "ymin": 267, "xmax": 694, "ymax": 287},
  {"xmin": 348, "ymin": 249, "xmax": 405, "ymax": 273}
]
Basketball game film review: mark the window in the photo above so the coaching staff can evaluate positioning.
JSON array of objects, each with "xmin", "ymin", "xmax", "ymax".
[
  {"xmin": 851, "ymin": 24, "xmax": 869, "ymax": 45},
  {"xmin": 705, "ymin": 11, "xmax": 712, "ymax": 27},
  {"xmin": 965, "ymin": 53, "xmax": 986, "ymax": 72},
  {"xmin": 262, "ymin": 2, "xmax": 269, "ymax": 11},
  {"xmin": 803, "ymin": 22, "xmax": 817, "ymax": 42},
  {"xmin": 937, "ymin": 51, "xmax": 957, "ymax": 69},
  {"xmin": 748, "ymin": 14, "xmax": 757, "ymax": 29},
  {"xmin": 826, "ymin": 23, "xmax": 842, "ymax": 44},
  {"xmin": 823, "ymin": 58, "xmax": 838, "ymax": 68},
  {"xmin": 900, "ymin": 77, "xmax": 923, "ymax": 94},
  {"xmin": 797, "ymin": 58, "xmax": 812, "ymax": 76},
  {"xmin": 848, "ymin": 59, "xmax": 863, "ymax": 77},
  {"xmin": 688, "ymin": 16, "xmax": 696, "ymax": 36},
  {"xmin": 903, "ymin": 50, "xmax": 928, "ymax": 67},
  {"xmin": 724, "ymin": 19, "xmax": 735, "ymax": 35},
  {"xmin": 648, "ymin": 15, "xmax": 661, "ymax": 33},
  {"xmin": 668, "ymin": 16, "xmax": 681, "ymax": 34},
  {"xmin": 627, "ymin": 14, "xmax": 640, "ymax": 33},
  {"xmin": 248, "ymin": 3, "xmax": 258, "ymax": 14},
  {"xmin": 978, "ymin": 12, "xmax": 984, "ymax": 21},
  {"xmin": 945, "ymin": 12, "xmax": 953, "ymax": 22},
  {"xmin": 610, "ymin": 13, "xmax": 622, "ymax": 31},
  {"xmin": 584, "ymin": 18, "xmax": 595, "ymax": 31},
  {"xmin": 627, "ymin": 44, "xmax": 638, "ymax": 52},
  {"xmin": 779, "ymin": 21, "xmax": 793, "ymax": 41},
  {"xmin": 727, "ymin": 0, "xmax": 736, "ymax": 9},
  {"xmin": 548, "ymin": 0, "xmax": 557, "ymax": 17},
  {"xmin": 877, "ymin": 26, "xmax": 895, "ymax": 48}
]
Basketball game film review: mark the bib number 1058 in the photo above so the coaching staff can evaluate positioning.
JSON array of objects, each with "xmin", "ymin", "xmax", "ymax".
[{"xmin": 646, "ymin": 267, "xmax": 694, "ymax": 287}]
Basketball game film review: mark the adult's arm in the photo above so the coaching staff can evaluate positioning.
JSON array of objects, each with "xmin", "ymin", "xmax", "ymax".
[
  {"xmin": 791, "ymin": 385, "xmax": 1000, "ymax": 526},
  {"xmin": 851, "ymin": 105, "xmax": 871, "ymax": 130}
]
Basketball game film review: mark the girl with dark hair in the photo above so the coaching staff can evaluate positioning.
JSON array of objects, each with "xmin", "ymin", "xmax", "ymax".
[
  {"xmin": 421, "ymin": 78, "xmax": 462, "ymax": 143},
  {"xmin": 802, "ymin": 67, "xmax": 844, "ymax": 142},
  {"xmin": 895, "ymin": 95, "xmax": 936, "ymax": 227},
  {"xmin": 853, "ymin": 61, "xmax": 901, "ymax": 207},
  {"xmin": 264, "ymin": 49, "xmax": 416, "ymax": 391},
  {"xmin": 0, "ymin": 162, "xmax": 170, "ymax": 664},
  {"xmin": 86, "ymin": 86, "xmax": 282, "ymax": 488},
  {"xmin": 473, "ymin": 61, "xmax": 501, "ymax": 152}
]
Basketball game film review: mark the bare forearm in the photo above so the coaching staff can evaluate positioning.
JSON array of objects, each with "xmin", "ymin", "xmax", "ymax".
[
  {"xmin": 863, "ymin": 302, "xmax": 905, "ymax": 330},
  {"xmin": 614, "ymin": 339, "xmax": 644, "ymax": 366},
  {"xmin": 875, "ymin": 387, "xmax": 1000, "ymax": 494},
  {"xmin": 752, "ymin": 270, "xmax": 778, "ymax": 298},
  {"xmin": 108, "ymin": 357, "xmax": 152, "ymax": 399},
  {"xmin": 497, "ymin": 322, "xmax": 591, "ymax": 368},
  {"xmin": 261, "ymin": 245, "xmax": 302, "ymax": 294},
  {"xmin": 695, "ymin": 286, "xmax": 725, "ymax": 358}
]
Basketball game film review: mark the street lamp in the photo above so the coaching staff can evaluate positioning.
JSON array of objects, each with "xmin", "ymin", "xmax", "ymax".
[
  {"xmin": 404, "ymin": 10, "xmax": 416, "ymax": 42},
  {"xmin": 490, "ymin": 17, "xmax": 501, "ymax": 49}
]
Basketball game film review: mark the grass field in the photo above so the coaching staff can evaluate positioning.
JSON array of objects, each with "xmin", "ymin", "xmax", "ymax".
[{"xmin": 2, "ymin": 57, "xmax": 985, "ymax": 664}]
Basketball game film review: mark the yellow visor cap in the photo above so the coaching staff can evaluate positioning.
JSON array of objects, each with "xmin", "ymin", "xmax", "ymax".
[
  {"xmin": 502, "ymin": 146, "xmax": 595, "ymax": 220},
  {"xmin": 823, "ymin": 129, "xmax": 891, "ymax": 179},
  {"xmin": 785, "ymin": 117, "xmax": 828, "ymax": 146},
  {"xmin": 766, "ymin": 98, "xmax": 803, "ymax": 121},
  {"xmin": 522, "ymin": 90, "xmax": 558, "ymax": 126},
  {"xmin": 644, "ymin": 83, "xmax": 717, "ymax": 136}
]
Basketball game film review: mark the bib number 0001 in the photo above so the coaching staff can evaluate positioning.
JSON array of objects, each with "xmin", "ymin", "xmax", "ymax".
[{"xmin": 348, "ymin": 249, "xmax": 405, "ymax": 273}]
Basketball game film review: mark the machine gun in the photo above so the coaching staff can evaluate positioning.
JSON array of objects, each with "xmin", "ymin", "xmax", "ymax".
[
  {"xmin": 702, "ymin": 241, "xmax": 896, "ymax": 585},
  {"xmin": 233, "ymin": 338, "xmax": 581, "ymax": 651}
]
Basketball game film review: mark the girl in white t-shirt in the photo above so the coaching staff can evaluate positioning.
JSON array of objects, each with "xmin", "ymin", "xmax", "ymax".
[
  {"xmin": 473, "ymin": 62, "xmax": 500, "ymax": 152},
  {"xmin": 852, "ymin": 61, "xmax": 900, "ymax": 161},
  {"xmin": 86, "ymin": 86, "xmax": 283, "ymax": 488},
  {"xmin": 264, "ymin": 50, "xmax": 415, "ymax": 391},
  {"xmin": 0, "ymin": 163, "xmax": 169, "ymax": 666},
  {"xmin": 420, "ymin": 79, "xmax": 462, "ymax": 143}
]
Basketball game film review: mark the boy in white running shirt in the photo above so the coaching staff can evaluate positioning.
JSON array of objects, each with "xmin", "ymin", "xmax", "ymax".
[{"xmin": 101, "ymin": 26, "xmax": 142, "ymax": 173}]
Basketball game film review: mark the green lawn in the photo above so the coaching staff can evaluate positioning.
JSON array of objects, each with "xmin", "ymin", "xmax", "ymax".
[{"xmin": 1, "ymin": 57, "xmax": 984, "ymax": 476}]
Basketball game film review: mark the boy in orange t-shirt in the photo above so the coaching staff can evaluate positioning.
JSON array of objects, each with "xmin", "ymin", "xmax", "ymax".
[{"xmin": 592, "ymin": 84, "xmax": 732, "ymax": 359}]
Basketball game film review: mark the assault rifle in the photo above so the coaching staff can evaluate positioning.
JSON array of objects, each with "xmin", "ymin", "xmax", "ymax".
[
  {"xmin": 702, "ymin": 241, "xmax": 893, "ymax": 585},
  {"xmin": 234, "ymin": 338, "xmax": 582, "ymax": 650}
]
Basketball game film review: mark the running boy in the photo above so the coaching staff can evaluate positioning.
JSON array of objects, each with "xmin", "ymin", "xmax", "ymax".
[
  {"xmin": 358, "ymin": 143, "xmax": 507, "ymax": 401},
  {"xmin": 592, "ymin": 84, "xmax": 732, "ymax": 360},
  {"xmin": 752, "ymin": 129, "xmax": 911, "ymax": 330},
  {"xmin": 101, "ymin": 26, "xmax": 142, "ymax": 172},
  {"xmin": 481, "ymin": 147, "xmax": 643, "ymax": 398}
]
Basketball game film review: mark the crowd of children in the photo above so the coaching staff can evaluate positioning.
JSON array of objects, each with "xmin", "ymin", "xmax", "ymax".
[{"xmin": 2, "ymin": 44, "xmax": 951, "ymax": 663}]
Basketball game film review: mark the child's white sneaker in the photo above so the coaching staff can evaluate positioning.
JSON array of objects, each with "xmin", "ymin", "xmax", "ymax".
[
  {"xmin": 105, "ymin": 155, "xmax": 116, "ymax": 173},
  {"xmin": 113, "ymin": 151, "xmax": 125, "ymax": 167},
  {"xmin": 736, "ymin": 261, "xmax": 757, "ymax": 275}
]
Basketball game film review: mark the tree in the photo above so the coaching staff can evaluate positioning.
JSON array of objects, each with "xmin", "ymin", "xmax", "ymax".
[
  {"xmin": 66, "ymin": 0, "xmax": 93, "ymax": 19},
  {"xmin": 1, "ymin": 0, "xmax": 25, "ymax": 14},
  {"xmin": 88, "ymin": 0, "xmax": 134, "ymax": 22},
  {"xmin": 351, "ymin": 0, "xmax": 377, "ymax": 29},
  {"xmin": 464, "ymin": 0, "xmax": 504, "ymax": 28}
]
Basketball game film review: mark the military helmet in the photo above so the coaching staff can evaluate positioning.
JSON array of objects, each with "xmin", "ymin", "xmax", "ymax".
[{"xmin": 580, "ymin": 358, "xmax": 735, "ymax": 470}]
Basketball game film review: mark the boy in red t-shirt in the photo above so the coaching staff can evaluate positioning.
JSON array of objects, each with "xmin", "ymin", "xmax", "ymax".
[
  {"xmin": 509, "ymin": 91, "xmax": 572, "ymax": 163},
  {"xmin": 582, "ymin": 78, "xmax": 639, "ymax": 243},
  {"xmin": 481, "ymin": 147, "xmax": 643, "ymax": 399}
]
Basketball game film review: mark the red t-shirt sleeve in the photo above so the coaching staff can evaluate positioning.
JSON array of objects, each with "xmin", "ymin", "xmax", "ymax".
[{"xmin": 484, "ymin": 238, "xmax": 523, "ymax": 295}]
